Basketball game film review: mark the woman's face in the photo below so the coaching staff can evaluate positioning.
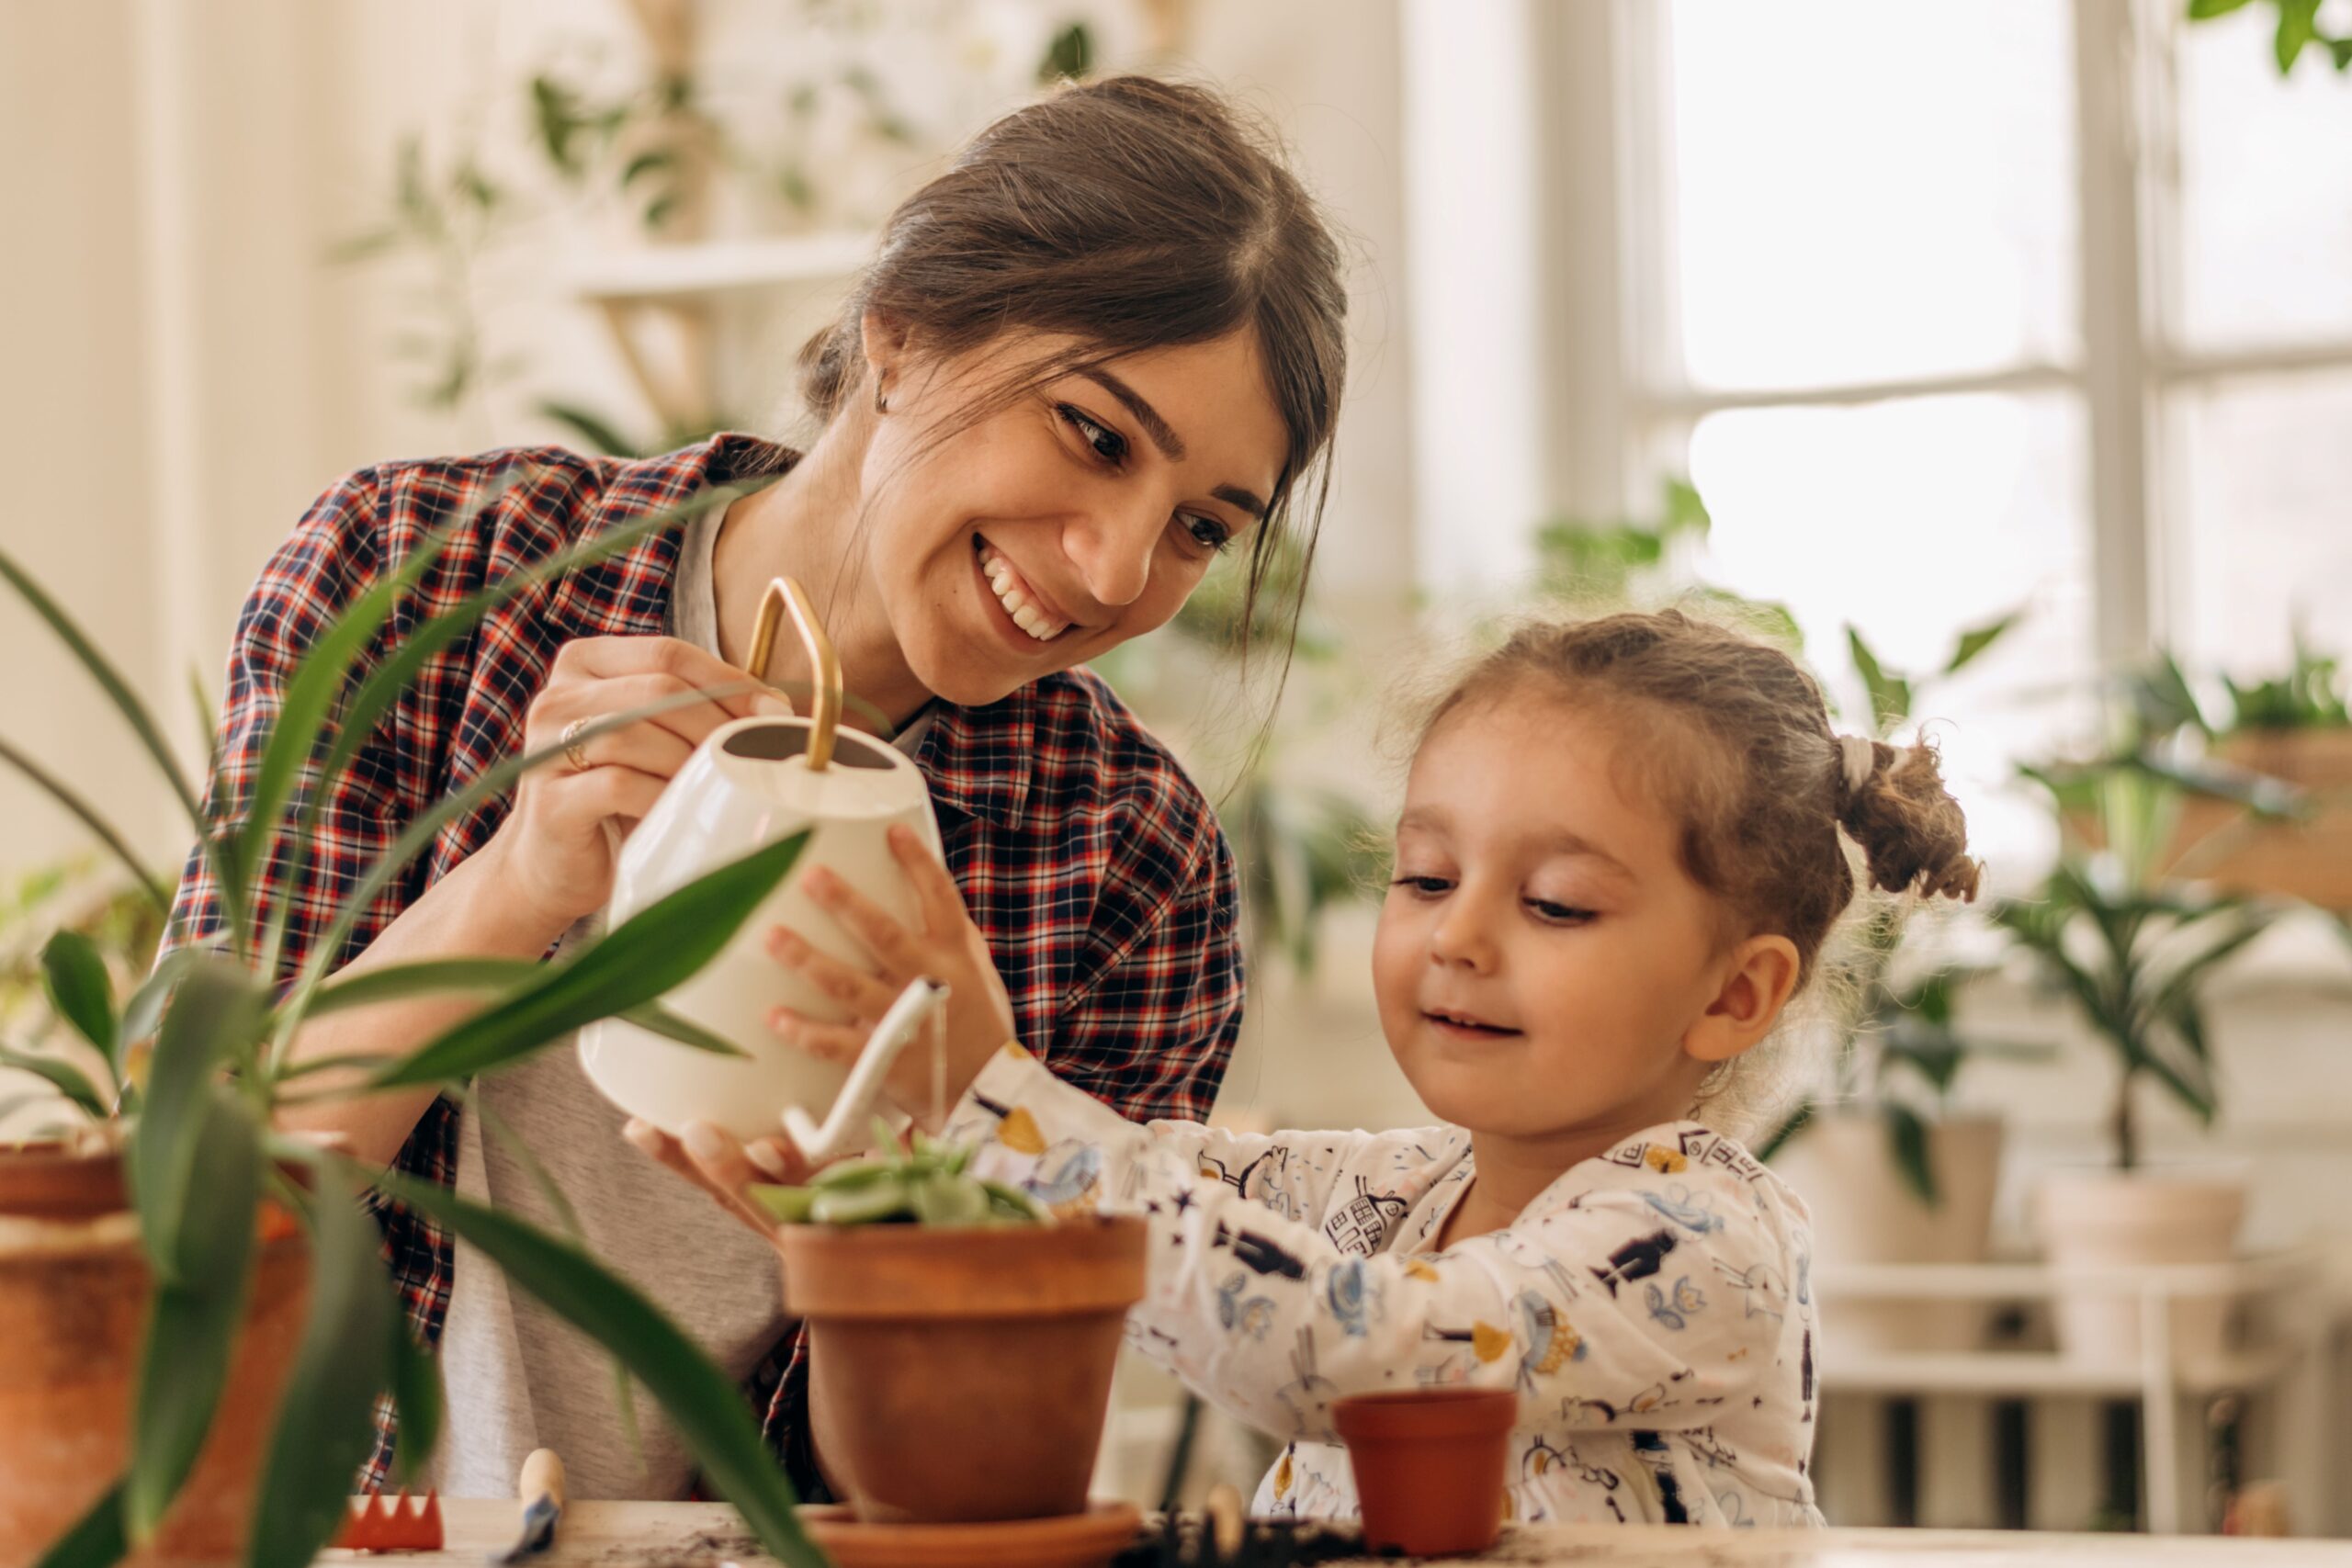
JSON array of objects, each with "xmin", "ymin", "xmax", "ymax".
[{"xmin": 856, "ymin": 326, "xmax": 1292, "ymax": 707}]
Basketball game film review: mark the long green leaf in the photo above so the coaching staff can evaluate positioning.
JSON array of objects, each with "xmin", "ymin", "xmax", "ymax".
[
  {"xmin": 0, "ymin": 1045, "xmax": 110, "ymax": 1121},
  {"xmin": 0, "ymin": 548, "xmax": 201, "ymax": 831},
  {"xmin": 1943, "ymin": 611, "xmax": 2020, "ymax": 675},
  {"xmin": 32, "ymin": 1481, "xmax": 127, "ymax": 1568},
  {"xmin": 245, "ymin": 1186, "xmax": 397, "ymax": 1568},
  {"xmin": 126, "ymin": 1091, "xmax": 261, "ymax": 1541},
  {"xmin": 1883, "ymin": 1101, "xmax": 1939, "ymax": 1207},
  {"xmin": 41, "ymin": 930, "xmax": 118, "ymax": 1058},
  {"xmin": 622, "ymin": 1003, "xmax": 750, "ymax": 1057},
  {"xmin": 368, "ymin": 1169, "xmax": 826, "ymax": 1568},
  {"xmin": 387, "ymin": 1314, "xmax": 446, "ymax": 1486},
  {"xmin": 0, "ymin": 734, "xmax": 175, "ymax": 916},
  {"xmin": 261, "ymin": 475, "xmax": 770, "ymax": 979},
  {"xmin": 305, "ymin": 956, "xmax": 541, "ymax": 1017},
  {"xmin": 368, "ymin": 833, "xmax": 805, "ymax": 1091},
  {"xmin": 130, "ymin": 959, "xmax": 266, "ymax": 1278},
  {"xmin": 1846, "ymin": 625, "xmax": 1912, "ymax": 731}
]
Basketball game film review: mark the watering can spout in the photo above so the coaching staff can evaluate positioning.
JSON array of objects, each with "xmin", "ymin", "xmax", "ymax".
[{"xmin": 780, "ymin": 978, "xmax": 952, "ymax": 1161}]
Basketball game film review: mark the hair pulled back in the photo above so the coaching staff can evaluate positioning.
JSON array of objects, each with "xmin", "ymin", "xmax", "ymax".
[
  {"xmin": 797, "ymin": 73, "xmax": 1349, "ymax": 661},
  {"xmin": 1419, "ymin": 609, "xmax": 1983, "ymax": 1135}
]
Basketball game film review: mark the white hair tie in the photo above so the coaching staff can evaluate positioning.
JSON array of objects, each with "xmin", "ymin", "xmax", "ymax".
[{"xmin": 1838, "ymin": 734, "xmax": 1879, "ymax": 797}]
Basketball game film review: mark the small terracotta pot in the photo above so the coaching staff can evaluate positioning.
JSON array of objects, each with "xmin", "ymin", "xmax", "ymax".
[
  {"xmin": 779, "ymin": 1215, "xmax": 1147, "ymax": 1525},
  {"xmin": 1333, "ymin": 1388, "xmax": 1516, "ymax": 1557},
  {"xmin": 0, "ymin": 1145, "xmax": 311, "ymax": 1567}
]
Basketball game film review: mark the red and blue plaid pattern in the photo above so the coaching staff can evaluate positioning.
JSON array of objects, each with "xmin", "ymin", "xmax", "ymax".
[{"xmin": 162, "ymin": 434, "xmax": 1243, "ymax": 1490}]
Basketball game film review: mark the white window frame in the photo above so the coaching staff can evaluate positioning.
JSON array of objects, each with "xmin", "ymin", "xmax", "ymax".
[{"xmin": 1505, "ymin": 0, "xmax": 2352, "ymax": 673}]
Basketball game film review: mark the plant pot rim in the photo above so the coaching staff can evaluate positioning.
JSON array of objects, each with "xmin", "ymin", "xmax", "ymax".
[
  {"xmin": 778, "ymin": 1213, "xmax": 1148, "ymax": 1320},
  {"xmin": 1333, "ymin": 1387, "xmax": 1517, "ymax": 1443},
  {"xmin": 0, "ymin": 1134, "xmax": 129, "ymax": 1221}
]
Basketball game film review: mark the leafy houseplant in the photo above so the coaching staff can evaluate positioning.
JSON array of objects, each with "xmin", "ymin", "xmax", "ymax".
[
  {"xmin": 0, "ymin": 474, "xmax": 834, "ymax": 1568},
  {"xmin": 1749, "ymin": 618, "xmax": 2025, "ymax": 1351},
  {"xmin": 1993, "ymin": 753, "xmax": 2279, "ymax": 1362},
  {"xmin": 761, "ymin": 1129, "xmax": 1148, "ymax": 1528}
]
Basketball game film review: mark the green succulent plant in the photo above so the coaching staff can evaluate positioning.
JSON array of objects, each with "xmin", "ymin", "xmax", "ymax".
[
  {"xmin": 752, "ymin": 1124, "xmax": 1047, "ymax": 1228},
  {"xmin": 1, "ymin": 470, "xmax": 832, "ymax": 1568}
]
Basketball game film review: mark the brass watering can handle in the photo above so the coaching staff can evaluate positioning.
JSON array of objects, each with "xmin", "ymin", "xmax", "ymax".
[{"xmin": 744, "ymin": 577, "xmax": 842, "ymax": 773}]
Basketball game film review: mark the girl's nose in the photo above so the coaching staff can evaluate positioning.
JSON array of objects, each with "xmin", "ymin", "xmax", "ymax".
[
  {"xmin": 1428, "ymin": 903, "xmax": 1497, "ymax": 973},
  {"xmin": 1059, "ymin": 501, "xmax": 1163, "ymax": 610}
]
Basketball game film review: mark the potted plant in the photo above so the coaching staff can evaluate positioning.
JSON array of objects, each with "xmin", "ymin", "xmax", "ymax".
[
  {"xmin": 0, "ymin": 476, "xmax": 832, "ymax": 1568},
  {"xmin": 1758, "ymin": 617, "xmax": 2023, "ymax": 1349},
  {"xmin": 2183, "ymin": 635, "xmax": 2352, "ymax": 908},
  {"xmin": 754, "ymin": 1132, "xmax": 1148, "ymax": 1533},
  {"xmin": 1992, "ymin": 754, "xmax": 2279, "ymax": 1366}
]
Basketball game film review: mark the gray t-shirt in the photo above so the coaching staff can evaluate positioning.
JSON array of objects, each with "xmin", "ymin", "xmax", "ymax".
[{"xmin": 432, "ymin": 504, "xmax": 930, "ymax": 1500}]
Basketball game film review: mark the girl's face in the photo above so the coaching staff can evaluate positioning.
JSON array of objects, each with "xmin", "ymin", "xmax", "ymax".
[
  {"xmin": 1373, "ymin": 693, "xmax": 1787, "ymax": 1147},
  {"xmin": 857, "ymin": 326, "xmax": 1291, "ymax": 707}
]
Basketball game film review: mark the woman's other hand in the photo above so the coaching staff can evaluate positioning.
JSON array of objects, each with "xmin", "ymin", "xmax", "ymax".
[
  {"xmin": 485, "ymin": 636, "xmax": 786, "ymax": 941},
  {"xmin": 765, "ymin": 824, "xmax": 1018, "ymax": 1127},
  {"xmin": 620, "ymin": 1116, "xmax": 816, "ymax": 1240}
]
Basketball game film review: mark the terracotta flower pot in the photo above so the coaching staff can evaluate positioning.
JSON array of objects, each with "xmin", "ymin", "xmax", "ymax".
[
  {"xmin": 1333, "ymin": 1388, "xmax": 1516, "ymax": 1557},
  {"xmin": 779, "ymin": 1215, "xmax": 1147, "ymax": 1525},
  {"xmin": 0, "ymin": 1144, "xmax": 311, "ymax": 1567}
]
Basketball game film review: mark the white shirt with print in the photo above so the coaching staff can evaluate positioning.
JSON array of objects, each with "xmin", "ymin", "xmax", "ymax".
[{"xmin": 948, "ymin": 1044, "xmax": 1825, "ymax": 1529}]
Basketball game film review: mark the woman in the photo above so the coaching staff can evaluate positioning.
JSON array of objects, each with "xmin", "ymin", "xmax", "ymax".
[{"xmin": 164, "ymin": 74, "xmax": 1347, "ymax": 1499}]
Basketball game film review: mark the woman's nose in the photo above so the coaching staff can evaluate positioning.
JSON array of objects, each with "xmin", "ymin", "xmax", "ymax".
[{"xmin": 1059, "ymin": 502, "xmax": 1163, "ymax": 610}]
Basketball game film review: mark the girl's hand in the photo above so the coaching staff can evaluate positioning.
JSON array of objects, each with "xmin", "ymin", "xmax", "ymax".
[
  {"xmin": 486, "ymin": 636, "xmax": 786, "ymax": 941},
  {"xmin": 766, "ymin": 824, "xmax": 1017, "ymax": 1126}
]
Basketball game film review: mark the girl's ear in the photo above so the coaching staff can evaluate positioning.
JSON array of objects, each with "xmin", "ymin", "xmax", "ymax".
[{"xmin": 1683, "ymin": 934, "xmax": 1802, "ymax": 1066}]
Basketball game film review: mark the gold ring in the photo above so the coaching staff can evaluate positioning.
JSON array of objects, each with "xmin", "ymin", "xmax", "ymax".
[{"xmin": 560, "ymin": 717, "xmax": 592, "ymax": 773}]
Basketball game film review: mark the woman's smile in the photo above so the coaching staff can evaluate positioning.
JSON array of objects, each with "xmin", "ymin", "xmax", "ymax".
[{"xmin": 973, "ymin": 534, "xmax": 1075, "ymax": 646}]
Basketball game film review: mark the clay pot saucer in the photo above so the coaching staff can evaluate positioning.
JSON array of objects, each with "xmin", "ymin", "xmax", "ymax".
[{"xmin": 798, "ymin": 1499, "xmax": 1140, "ymax": 1568}]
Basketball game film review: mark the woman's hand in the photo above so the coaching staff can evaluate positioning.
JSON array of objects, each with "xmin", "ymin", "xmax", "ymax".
[
  {"xmin": 766, "ymin": 824, "xmax": 1018, "ymax": 1127},
  {"xmin": 621, "ymin": 1117, "xmax": 815, "ymax": 1241},
  {"xmin": 484, "ymin": 636, "xmax": 786, "ymax": 940}
]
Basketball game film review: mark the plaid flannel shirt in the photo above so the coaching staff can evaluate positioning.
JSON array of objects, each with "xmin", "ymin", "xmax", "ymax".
[{"xmin": 162, "ymin": 434, "xmax": 1244, "ymax": 1491}]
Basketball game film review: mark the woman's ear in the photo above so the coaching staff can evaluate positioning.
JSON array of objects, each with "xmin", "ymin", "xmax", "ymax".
[
  {"xmin": 1683, "ymin": 934, "xmax": 1803, "ymax": 1066},
  {"xmin": 860, "ymin": 309, "xmax": 915, "ymax": 403}
]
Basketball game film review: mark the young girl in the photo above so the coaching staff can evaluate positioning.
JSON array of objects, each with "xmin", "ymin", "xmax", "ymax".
[{"xmin": 739, "ymin": 608, "xmax": 1983, "ymax": 1527}]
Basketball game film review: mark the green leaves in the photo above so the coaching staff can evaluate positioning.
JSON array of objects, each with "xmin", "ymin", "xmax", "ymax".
[
  {"xmin": 1883, "ymin": 1102, "xmax": 1938, "ymax": 1207},
  {"xmin": 1037, "ymin": 21, "xmax": 1094, "ymax": 84},
  {"xmin": 32, "ymin": 1482, "xmax": 128, "ymax": 1568},
  {"xmin": 0, "ymin": 1045, "xmax": 110, "ymax": 1122},
  {"xmin": 370, "ymin": 1170, "xmax": 827, "ymax": 1568},
  {"xmin": 130, "ymin": 959, "xmax": 267, "ymax": 1279},
  {"xmin": 41, "ymin": 930, "xmax": 116, "ymax": 1055},
  {"xmin": 387, "ymin": 1315, "xmax": 446, "ymax": 1487},
  {"xmin": 0, "ymin": 548, "xmax": 202, "ymax": 834},
  {"xmin": 1846, "ymin": 626, "xmax": 1914, "ymax": 734},
  {"xmin": 1944, "ymin": 612, "xmax": 2020, "ymax": 677},
  {"xmin": 367, "ymin": 832, "xmax": 807, "ymax": 1092},
  {"xmin": 246, "ymin": 1185, "xmax": 399, "ymax": 1568},
  {"xmin": 126, "ymin": 1090, "xmax": 262, "ymax": 1540}
]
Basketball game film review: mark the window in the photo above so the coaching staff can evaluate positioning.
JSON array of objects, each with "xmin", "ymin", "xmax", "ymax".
[{"xmin": 1582, "ymin": 0, "xmax": 2352, "ymax": 864}]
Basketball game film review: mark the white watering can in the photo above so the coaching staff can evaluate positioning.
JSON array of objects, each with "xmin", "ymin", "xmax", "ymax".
[{"xmin": 579, "ymin": 577, "xmax": 951, "ymax": 1159}]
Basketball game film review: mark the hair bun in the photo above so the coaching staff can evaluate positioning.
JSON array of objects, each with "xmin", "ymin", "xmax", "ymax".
[{"xmin": 1836, "ymin": 736, "xmax": 1982, "ymax": 903}]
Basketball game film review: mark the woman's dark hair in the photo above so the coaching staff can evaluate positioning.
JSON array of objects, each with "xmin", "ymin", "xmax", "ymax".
[{"xmin": 797, "ymin": 73, "xmax": 1349, "ymax": 672}]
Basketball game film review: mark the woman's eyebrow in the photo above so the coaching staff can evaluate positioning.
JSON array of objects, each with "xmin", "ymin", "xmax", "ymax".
[
  {"xmin": 1078, "ymin": 367, "xmax": 1185, "ymax": 459},
  {"xmin": 1076, "ymin": 367, "xmax": 1271, "ymax": 521}
]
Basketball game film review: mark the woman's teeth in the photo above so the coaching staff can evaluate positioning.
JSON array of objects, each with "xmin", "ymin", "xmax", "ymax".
[{"xmin": 979, "ymin": 546, "xmax": 1069, "ymax": 642}]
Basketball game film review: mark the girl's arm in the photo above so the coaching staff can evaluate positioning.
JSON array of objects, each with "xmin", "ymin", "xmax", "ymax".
[{"xmin": 953, "ymin": 1045, "xmax": 1793, "ymax": 1444}]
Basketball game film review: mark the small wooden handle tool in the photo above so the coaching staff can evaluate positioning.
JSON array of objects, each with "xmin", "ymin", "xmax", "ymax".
[{"xmin": 490, "ymin": 1449, "xmax": 565, "ymax": 1563}]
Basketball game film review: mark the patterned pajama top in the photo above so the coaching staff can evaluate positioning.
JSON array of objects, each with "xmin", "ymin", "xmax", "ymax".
[{"xmin": 952, "ymin": 1044, "xmax": 1826, "ymax": 1529}]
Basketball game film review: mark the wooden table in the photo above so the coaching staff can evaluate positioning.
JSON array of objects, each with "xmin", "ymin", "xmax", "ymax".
[{"xmin": 334, "ymin": 1499, "xmax": 2351, "ymax": 1566}]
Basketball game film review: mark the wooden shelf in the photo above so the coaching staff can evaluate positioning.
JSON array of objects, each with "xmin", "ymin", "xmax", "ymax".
[{"xmin": 568, "ymin": 231, "xmax": 873, "ymax": 303}]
